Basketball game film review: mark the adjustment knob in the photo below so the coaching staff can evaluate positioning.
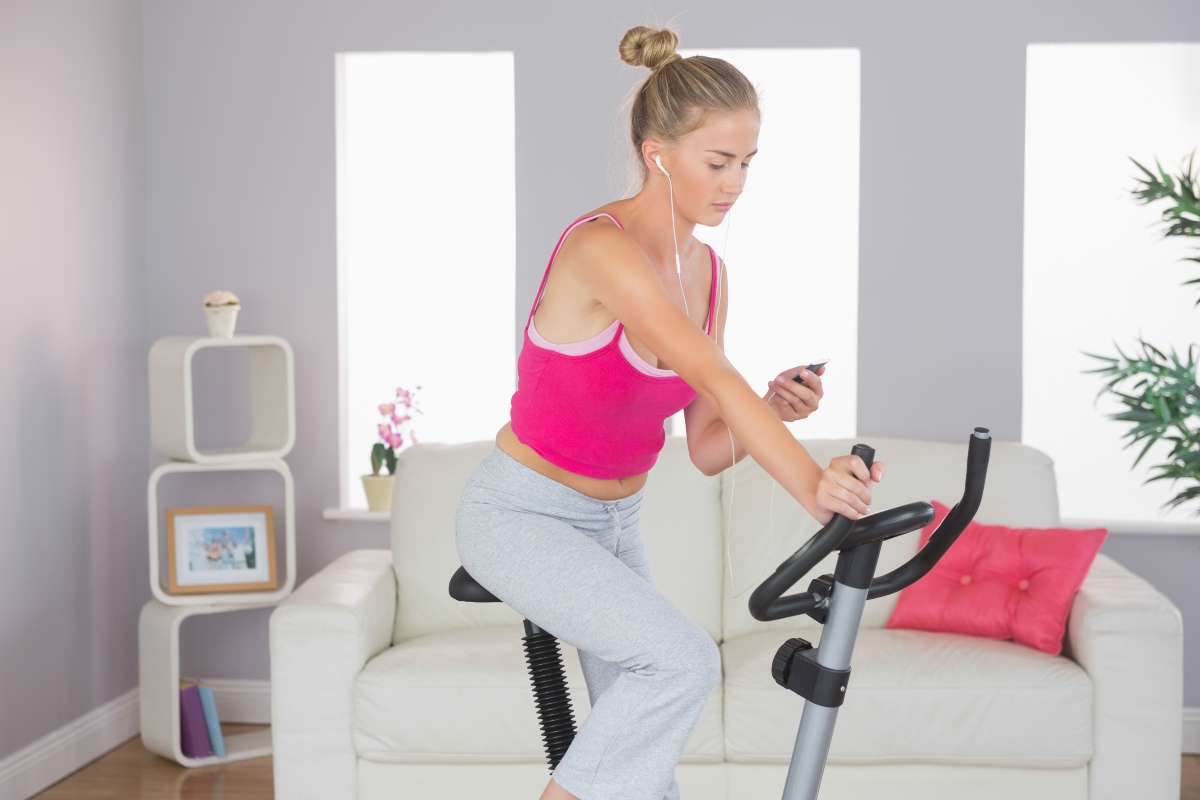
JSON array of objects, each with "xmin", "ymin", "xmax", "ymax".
[{"xmin": 772, "ymin": 637, "xmax": 814, "ymax": 689}]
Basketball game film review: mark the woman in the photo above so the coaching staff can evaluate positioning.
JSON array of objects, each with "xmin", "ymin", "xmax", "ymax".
[{"xmin": 455, "ymin": 25, "xmax": 885, "ymax": 800}]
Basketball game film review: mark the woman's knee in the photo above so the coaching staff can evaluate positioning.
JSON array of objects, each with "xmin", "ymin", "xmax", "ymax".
[
  {"xmin": 661, "ymin": 623, "xmax": 721, "ymax": 694},
  {"xmin": 693, "ymin": 632, "xmax": 722, "ymax": 691}
]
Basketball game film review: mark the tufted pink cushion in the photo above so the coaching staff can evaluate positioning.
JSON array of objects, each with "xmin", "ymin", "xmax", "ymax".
[{"xmin": 886, "ymin": 501, "xmax": 1107, "ymax": 655}]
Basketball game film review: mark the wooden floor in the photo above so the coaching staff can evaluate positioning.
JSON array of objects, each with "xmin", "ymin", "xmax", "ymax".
[
  {"xmin": 33, "ymin": 726, "xmax": 272, "ymax": 800},
  {"xmin": 1187, "ymin": 755, "xmax": 1200, "ymax": 800},
  {"xmin": 30, "ymin": 733, "xmax": 1200, "ymax": 799}
]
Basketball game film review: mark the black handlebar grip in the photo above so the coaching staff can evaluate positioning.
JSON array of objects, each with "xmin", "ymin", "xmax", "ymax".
[
  {"xmin": 851, "ymin": 444, "xmax": 875, "ymax": 473},
  {"xmin": 867, "ymin": 427, "xmax": 991, "ymax": 600}
]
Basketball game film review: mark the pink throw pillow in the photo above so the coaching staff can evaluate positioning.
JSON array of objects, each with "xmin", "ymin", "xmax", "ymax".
[{"xmin": 885, "ymin": 501, "xmax": 1107, "ymax": 655}]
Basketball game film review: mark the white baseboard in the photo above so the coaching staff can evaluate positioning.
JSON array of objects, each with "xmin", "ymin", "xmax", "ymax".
[
  {"xmin": 208, "ymin": 679, "xmax": 271, "ymax": 725},
  {"xmin": 0, "ymin": 688, "xmax": 139, "ymax": 800},
  {"xmin": 1186, "ymin": 707, "xmax": 1200, "ymax": 755}
]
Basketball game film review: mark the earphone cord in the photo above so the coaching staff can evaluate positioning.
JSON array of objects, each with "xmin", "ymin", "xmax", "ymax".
[
  {"xmin": 715, "ymin": 209, "xmax": 779, "ymax": 600},
  {"xmin": 662, "ymin": 172, "xmax": 773, "ymax": 599},
  {"xmin": 666, "ymin": 172, "xmax": 690, "ymax": 318}
]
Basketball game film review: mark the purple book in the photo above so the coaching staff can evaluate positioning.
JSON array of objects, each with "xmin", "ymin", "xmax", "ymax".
[{"xmin": 179, "ymin": 683, "xmax": 213, "ymax": 758}]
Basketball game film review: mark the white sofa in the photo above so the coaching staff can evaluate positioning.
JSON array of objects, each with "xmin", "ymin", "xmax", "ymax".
[{"xmin": 270, "ymin": 436, "xmax": 1183, "ymax": 800}]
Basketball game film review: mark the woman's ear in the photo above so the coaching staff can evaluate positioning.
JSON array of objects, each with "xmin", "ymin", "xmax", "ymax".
[{"xmin": 641, "ymin": 140, "xmax": 666, "ymax": 175}]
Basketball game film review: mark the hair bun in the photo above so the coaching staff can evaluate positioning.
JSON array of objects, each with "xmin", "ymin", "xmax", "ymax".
[{"xmin": 619, "ymin": 25, "xmax": 680, "ymax": 71}]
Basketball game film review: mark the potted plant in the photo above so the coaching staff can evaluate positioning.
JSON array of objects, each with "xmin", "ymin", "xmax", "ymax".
[
  {"xmin": 1086, "ymin": 152, "xmax": 1200, "ymax": 513},
  {"xmin": 361, "ymin": 385, "xmax": 423, "ymax": 512},
  {"xmin": 203, "ymin": 290, "xmax": 241, "ymax": 338}
]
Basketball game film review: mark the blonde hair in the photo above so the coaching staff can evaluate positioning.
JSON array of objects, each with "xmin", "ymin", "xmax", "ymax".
[{"xmin": 618, "ymin": 25, "xmax": 759, "ymax": 168}]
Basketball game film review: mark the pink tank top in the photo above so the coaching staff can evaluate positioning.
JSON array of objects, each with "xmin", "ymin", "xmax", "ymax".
[{"xmin": 509, "ymin": 213, "xmax": 719, "ymax": 480}]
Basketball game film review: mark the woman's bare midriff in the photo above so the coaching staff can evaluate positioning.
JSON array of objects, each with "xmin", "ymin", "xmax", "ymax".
[{"xmin": 496, "ymin": 422, "xmax": 649, "ymax": 501}]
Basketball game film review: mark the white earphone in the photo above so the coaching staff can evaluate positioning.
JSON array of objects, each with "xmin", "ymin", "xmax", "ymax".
[{"xmin": 653, "ymin": 153, "xmax": 688, "ymax": 317}]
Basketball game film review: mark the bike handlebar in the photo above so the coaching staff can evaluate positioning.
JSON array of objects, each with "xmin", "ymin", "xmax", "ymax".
[
  {"xmin": 748, "ymin": 428, "xmax": 991, "ymax": 622},
  {"xmin": 867, "ymin": 428, "xmax": 991, "ymax": 599}
]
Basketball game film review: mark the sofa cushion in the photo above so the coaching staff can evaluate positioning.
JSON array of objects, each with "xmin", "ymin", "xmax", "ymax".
[
  {"xmin": 721, "ymin": 438, "xmax": 1062, "ymax": 641},
  {"xmin": 722, "ymin": 629, "xmax": 1093, "ymax": 766},
  {"xmin": 887, "ymin": 501, "xmax": 1108, "ymax": 655},
  {"xmin": 391, "ymin": 437, "xmax": 724, "ymax": 643},
  {"xmin": 391, "ymin": 441, "xmax": 524, "ymax": 643},
  {"xmin": 355, "ymin": 626, "xmax": 724, "ymax": 763}
]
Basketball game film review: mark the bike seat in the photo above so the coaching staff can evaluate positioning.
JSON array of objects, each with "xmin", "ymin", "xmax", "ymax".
[{"xmin": 449, "ymin": 565, "xmax": 501, "ymax": 603}]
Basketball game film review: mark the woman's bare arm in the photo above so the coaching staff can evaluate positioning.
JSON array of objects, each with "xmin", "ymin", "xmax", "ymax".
[
  {"xmin": 681, "ymin": 259, "xmax": 746, "ymax": 476},
  {"xmin": 576, "ymin": 224, "xmax": 873, "ymax": 522}
]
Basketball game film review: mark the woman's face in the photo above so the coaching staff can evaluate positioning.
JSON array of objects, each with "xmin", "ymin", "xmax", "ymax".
[{"xmin": 649, "ymin": 108, "xmax": 760, "ymax": 228}]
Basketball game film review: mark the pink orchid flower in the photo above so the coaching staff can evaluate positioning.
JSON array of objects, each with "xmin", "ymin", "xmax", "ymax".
[{"xmin": 373, "ymin": 387, "xmax": 420, "ymax": 461}]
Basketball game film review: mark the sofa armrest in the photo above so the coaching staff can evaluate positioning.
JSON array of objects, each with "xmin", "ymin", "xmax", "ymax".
[
  {"xmin": 269, "ymin": 549, "xmax": 396, "ymax": 800},
  {"xmin": 1065, "ymin": 553, "xmax": 1182, "ymax": 800}
]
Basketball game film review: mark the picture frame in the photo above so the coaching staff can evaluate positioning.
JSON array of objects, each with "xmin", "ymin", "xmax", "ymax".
[{"xmin": 165, "ymin": 505, "xmax": 277, "ymax": 595}]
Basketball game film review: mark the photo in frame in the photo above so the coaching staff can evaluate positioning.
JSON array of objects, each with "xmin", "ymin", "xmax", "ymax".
[{"xmin": 165, "ymin": 505, "xmax": 277, "ymax": 594}]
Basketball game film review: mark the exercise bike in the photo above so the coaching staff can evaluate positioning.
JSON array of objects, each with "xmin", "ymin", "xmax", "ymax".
[{"xmin": 449, "ymin": 427, "xmax": 991, "ymax": 799}]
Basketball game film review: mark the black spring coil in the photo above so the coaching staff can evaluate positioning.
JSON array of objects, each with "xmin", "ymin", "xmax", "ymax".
[{"xmin": 522, "ymin": 628, "xmax": 577, "ymax": 772}]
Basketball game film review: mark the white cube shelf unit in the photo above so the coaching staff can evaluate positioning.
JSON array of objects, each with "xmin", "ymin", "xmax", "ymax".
[
  {"xmin": 148, "ymin": 458, "xmax": 296, "ymax": 607},
  {"xmin": 139, "ymin": 600, "xmax": 275, "ymax": 767},
  {"xmin": 150, "ymin": 335, "xmax": 295, "ymax": 464},
  {"xmin": 142, "ymin": 333, "xmax": 296, "ymax": 767}
]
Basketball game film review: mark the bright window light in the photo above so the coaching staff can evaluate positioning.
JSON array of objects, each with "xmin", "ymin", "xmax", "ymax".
[
  {"xmin": 337, "ymin": 52, "xmax": 515, "ymax": 509},
  {"xmin": 675, "ymin": 48, "xmax": 861, "ymax": 440},
  {"xmin": 1023, "ymin": 43, "xmax": 1200, "ymax": 524}
]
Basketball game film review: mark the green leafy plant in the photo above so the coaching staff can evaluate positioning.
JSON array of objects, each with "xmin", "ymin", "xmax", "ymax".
[
  {"xmin": 1085, "ymin": 152, "xmax": 1200, "ymax": 513},
  {"xmin": 1086, "ymin": 341, "xmax": 1200, "ymax": 511},
  {"xmin": 1130, "ymin": 152, "xmax": 1200, "ymax": 298}
]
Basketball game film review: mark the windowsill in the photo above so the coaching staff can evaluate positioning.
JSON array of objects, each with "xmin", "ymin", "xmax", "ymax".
[
  {"xmin": 1062, "ymin": 518, "xmax": 1200, "ymax": 536},
  {"xmin": 323, "ymin": 508, "xmax": 390, "ymax": 523}
]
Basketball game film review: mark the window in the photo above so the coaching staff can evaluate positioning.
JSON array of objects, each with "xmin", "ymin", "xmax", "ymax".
[
  {"xmin": 1023, "ymin": 43, "xmax": 1200, "ymax": 525},
  {"xmin": 673, "ymin": 48, "xmax": 861, "ymax": 439},
  {"xmin": 336, "ymin": 52, "xmax": 516, "ymax": 509}
]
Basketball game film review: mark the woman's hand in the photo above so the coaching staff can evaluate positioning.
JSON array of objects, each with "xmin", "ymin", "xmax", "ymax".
[
  {"xmin": 764, "ymin": 365, "xmax": 825, "ymax": 422},
  {"xmin": 812, "ymin": 454, "xmax": 886, "ymax": 525}
]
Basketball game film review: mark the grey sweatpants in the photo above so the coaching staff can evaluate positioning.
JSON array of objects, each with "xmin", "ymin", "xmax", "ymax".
[{"xmin": 454, "ymin": 445, "xmax": 721, "ymax": 800}]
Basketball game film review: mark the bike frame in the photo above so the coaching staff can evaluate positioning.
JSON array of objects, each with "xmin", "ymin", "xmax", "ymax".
[{"xmin": 750, "ymin": 429, "xmax": 992, "ymax": 800}]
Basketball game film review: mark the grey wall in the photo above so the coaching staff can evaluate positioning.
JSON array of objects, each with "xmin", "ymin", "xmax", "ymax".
[
  {"xmin": 0, "ymin": 0, "xmax": 148, "ymax": 761},
  {"xmin": 135, "ymin": 0, "xmax": 1197, "ymax": 702}
]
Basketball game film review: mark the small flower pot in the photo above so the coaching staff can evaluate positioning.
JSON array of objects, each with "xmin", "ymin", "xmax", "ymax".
[
  {"xmin": 204, "ymin": 304, "xmax": 240, "ymax": 338},
  {"xmin": 361, "ymin": 474, "xmax": 396, "ymax": 513}
]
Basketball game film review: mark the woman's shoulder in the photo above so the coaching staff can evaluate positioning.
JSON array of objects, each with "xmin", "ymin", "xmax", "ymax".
[
  {"xmin": 558, "ymin": 203, "xmax": 639, "ymax": 262},
  {"xmin": 568, "ymin": 203, "xmax": 624, "ymax": 234}
]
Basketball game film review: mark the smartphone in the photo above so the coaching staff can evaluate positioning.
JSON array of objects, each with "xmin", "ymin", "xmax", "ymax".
[{"xmin": 793, "ymin": 358, "xmax": 830, "ymax": 384}]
